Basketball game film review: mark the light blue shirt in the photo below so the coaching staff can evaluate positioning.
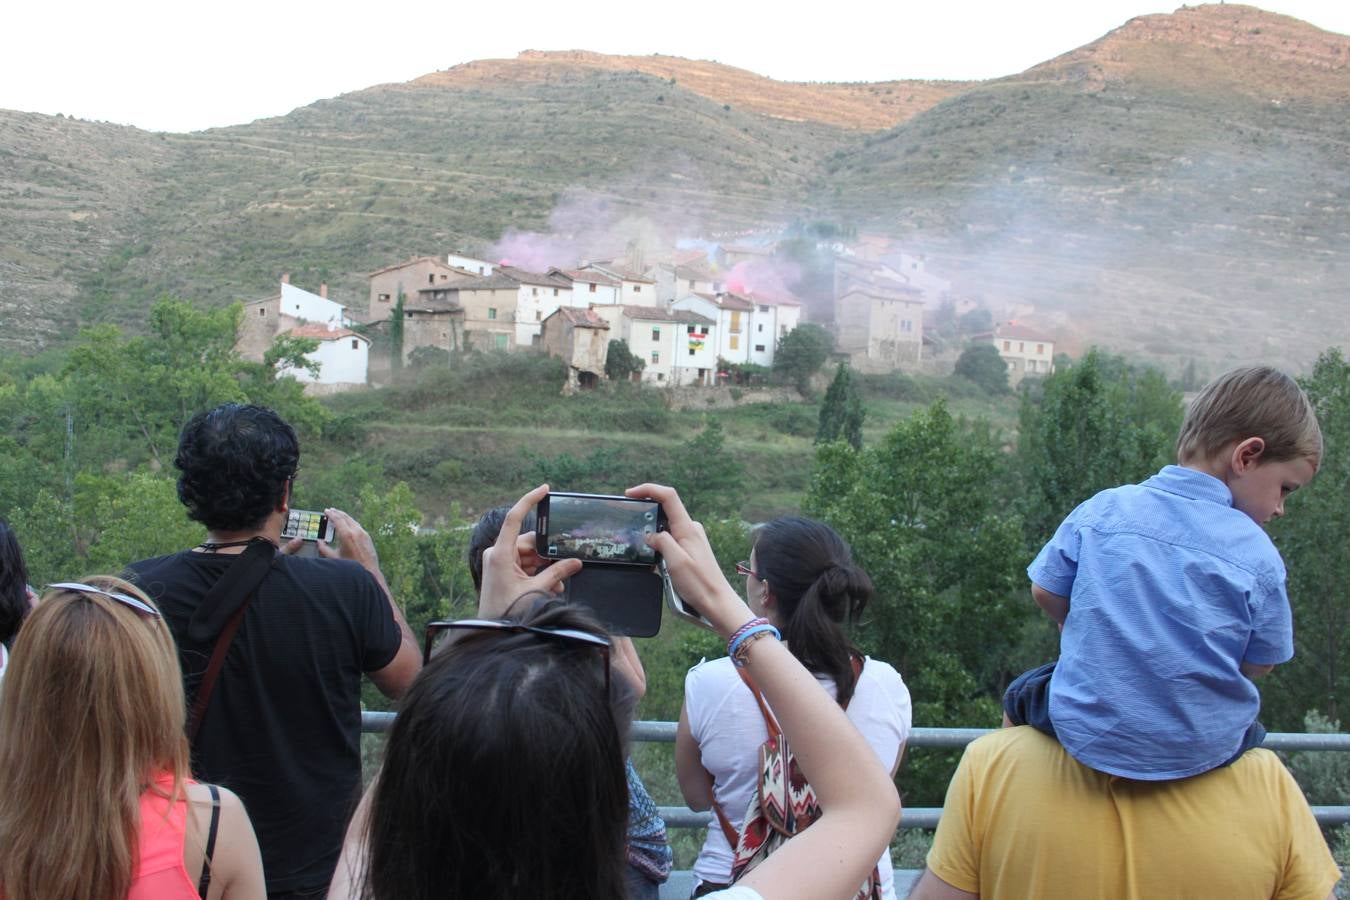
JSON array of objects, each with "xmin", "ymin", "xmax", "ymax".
[{"xmin": 1029, "ymin": 465, "xmax": 1293, "ymax": 780}]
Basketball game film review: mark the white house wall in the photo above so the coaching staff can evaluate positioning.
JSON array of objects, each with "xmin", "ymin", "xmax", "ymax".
[
  {"xmin": 280, "ymin": 283, "xmax": 345, "ymax": 325},
  {"xmin": 284, "ymin": 337, "xmax": 368, "ymax": 385}
]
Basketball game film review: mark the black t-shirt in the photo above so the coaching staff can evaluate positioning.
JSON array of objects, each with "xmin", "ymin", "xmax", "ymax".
[{"xmin": 126, "ymin": 551, "xmax": 401, "ymax": 893}]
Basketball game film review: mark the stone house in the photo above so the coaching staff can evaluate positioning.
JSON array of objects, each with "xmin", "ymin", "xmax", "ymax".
[
  {"xmin": 582, "ymin": 263, "xmax": 657, "ymax": 307},
  {"xmin": 364, "ymin": 257, "xmax": 475, "ymax": 323},
  {"xmin": 595, "ymin": 305, "xmax": 717, "ymax": 386},
  {"xmin": 671, "ymin": 291, "xmax": 771, "ymax": 366},
  {"xmin": 540, "ymin": 306, "xmax": 610, "ymax": 392},
  {"xmin": 551, "ymin": 268, "xmax": 621, "ymax": 306},
  {"xmin": 990, "ymin": 322, "xmax": 1056, "ymax": 386},
  {"xmin": 418, "ymin": 273, "xmax": 519, "ymax": 352},
  {"xmin": 835, "ymin": 286, "xmax": 924, "ymax": 373},
  {"xmin": 497, "ymin": 266, "xmax": 573, "ymax": 347},
  {"xmin": 402, "ymin": 293, "xmax": 465, "ymax": 363},
  {"xmin": 236, "ymin": 275, "xmax": 349, "ymax": 364}
]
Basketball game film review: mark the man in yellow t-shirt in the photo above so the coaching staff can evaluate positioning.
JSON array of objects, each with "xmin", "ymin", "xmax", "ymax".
[{"xmin": 910, "ymin": 727, "xmax": 1341, "ymax": 900}]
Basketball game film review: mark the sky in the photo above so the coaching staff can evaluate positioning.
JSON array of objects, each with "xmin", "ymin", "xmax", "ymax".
[{"xmin": 4, "ymin": 0, "xmax": 1348, "ymax": 134}]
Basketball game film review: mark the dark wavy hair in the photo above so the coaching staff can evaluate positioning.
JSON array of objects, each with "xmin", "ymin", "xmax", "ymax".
[
  {"xmin": 467, "ymin": 504, "xmax": 535, "ymax": 594},
  {"xmin": 361, "ymin": 596, "xmax": 633, "ymax": 900},
  {"xmin": 0, "ymin": 519, "xmax": 31, "ymax": 648},
  {"xmin": 754, "ymin": 516, "xmax": 873, "ymax": 707},
  {"xmin": 174, "ymin": 404, "xmax": 299, "ymax": 532}
]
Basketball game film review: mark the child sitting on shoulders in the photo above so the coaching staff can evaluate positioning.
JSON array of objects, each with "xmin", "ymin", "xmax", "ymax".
[{"xmin": 1004, "ymin": 366, "xmax": 1321, "ymax": 780}]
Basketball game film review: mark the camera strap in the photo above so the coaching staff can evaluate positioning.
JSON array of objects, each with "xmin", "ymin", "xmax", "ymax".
[{"xmin": 186, "ymin": 538, "xmax": 277, "ymax": 744}]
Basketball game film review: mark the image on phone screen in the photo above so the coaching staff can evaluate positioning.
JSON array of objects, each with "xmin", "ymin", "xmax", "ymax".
[{"xmin": 543, "ymin": 495, "xmax": 660, "ymax": 565}]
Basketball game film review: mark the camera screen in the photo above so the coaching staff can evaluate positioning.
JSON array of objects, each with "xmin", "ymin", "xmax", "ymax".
[{"xmin": 545, "ymin": 496, "xmax": 660, "ymax": 565}]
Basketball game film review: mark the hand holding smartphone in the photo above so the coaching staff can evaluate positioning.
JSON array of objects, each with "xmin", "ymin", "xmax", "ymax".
[
  {"xmin": 535, "ymin": 492, "xmax": 669, "ymax": 636},
  {"xmin": 535, "ymin": 492, "xmax": 666, "ymax": 566},
  {"xmin": 282, "ymin": 508, "xmax": 336, "ymax": 558}
]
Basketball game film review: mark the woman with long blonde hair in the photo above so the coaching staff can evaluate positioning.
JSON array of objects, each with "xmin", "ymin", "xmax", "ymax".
[{"xmin": 0, "ymin": 576, "xmax": 265, "ymax": 900}]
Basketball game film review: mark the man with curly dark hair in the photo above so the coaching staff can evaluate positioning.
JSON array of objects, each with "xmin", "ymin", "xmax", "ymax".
[{"xmin": 126, "ymin": 403, "xmax": 420, "ymax": 899}]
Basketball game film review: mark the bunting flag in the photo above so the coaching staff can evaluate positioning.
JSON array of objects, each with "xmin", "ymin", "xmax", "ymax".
[{"xmin": 688, "ymin": 330, "xmax": 708, "ymax": 352}]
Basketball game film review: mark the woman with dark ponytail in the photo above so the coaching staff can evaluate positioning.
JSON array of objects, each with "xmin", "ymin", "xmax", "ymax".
[
  {"xmin": 676, "ymin": 516, "xmax": 912, "ymax": 898},
  {"xmin": 0, "ymin": 519, "xmax": 37, "ymax": 681}
]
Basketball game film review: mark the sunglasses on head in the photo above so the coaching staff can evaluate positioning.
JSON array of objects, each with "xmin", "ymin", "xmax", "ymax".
[
  {"xmin": 48, "ymin": 582, "xmax": 161, "ymax": 618},
  {"xmin": 423, "ymin": 618, "xmax": 612, "ymax": 692}
]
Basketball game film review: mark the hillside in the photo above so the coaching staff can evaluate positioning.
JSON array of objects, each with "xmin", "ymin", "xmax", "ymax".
[
  {"xmin": 1, "ymin": 3, "xmax": 1347, "ymax": 373},
  {"xmin": 823, "ymin": 4, "xmax": 1350, "ymax": 369},
  {"xmin": 418, "ymin": 50, "xmax": 969, "ymax": 130}
]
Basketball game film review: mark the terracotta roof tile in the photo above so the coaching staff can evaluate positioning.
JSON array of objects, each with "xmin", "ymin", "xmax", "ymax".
[{"xmin": 284, "ymin": 324, "xmax": 366, "ymax": 342}]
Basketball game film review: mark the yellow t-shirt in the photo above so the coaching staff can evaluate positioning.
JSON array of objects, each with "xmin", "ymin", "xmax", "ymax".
[{"xmin": 927, "ymin": 728, "xmax": 1341, "ymax": 899}]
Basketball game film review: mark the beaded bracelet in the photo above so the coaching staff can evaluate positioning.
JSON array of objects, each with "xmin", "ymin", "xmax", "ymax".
[
  {"xmin": 727, "ymin": 616, "xmax": 771, "ymax": 649},
  {"xmin": 729, "ymin": 623, "xmax": 781, "ymax": 668}
]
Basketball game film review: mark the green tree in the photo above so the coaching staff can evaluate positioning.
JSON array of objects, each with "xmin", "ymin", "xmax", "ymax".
[
  {"xmin": 389, "ymin": 289, "xmax": 405, "ymax": 375},
  {"xmin": 1017, "ymin": 349, "xmax": 1182, "ymax": 543},
  {"xmin": 670, "ymin": 419, "xmax": 746, "ymax": 518},
  {"xmin": 954, "ymin": 343, "xmax": 1010, "ymax": 394},
  {"xmin": 805, "ymin": 401, "xmax": 1029, "ymax": 804},
  {"xmin": 773, "ymin": 324, "xmax": 833, "ymax": 395},
  {"xmin": 816, "ymin": 363, "xmax": 865, "ymax": 449},
  {"xmin": 1266, "ymin": 348, "xmax": 1350, "ymax": 728},
  {"xmin": 605, "ymin": 339, "xmax": 645, "ymax": 381}
]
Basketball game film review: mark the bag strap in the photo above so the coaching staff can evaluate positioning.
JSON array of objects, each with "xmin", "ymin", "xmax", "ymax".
[
  {"xmin": 710, "ymin": 788, "xmax": 740, "ymax": 848},
  {"xmin": 197, "ymin": 783, "xmax": 221, "ymax": 898},
  {"xmin": 185, "ymin": 540, "xmax": 276, "ymax": 744}
]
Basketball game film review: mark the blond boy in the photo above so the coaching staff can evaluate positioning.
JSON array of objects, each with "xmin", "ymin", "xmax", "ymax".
[{"xmin": 1004, "ymin": 366, "xmax": 1321, "ymax": 779}]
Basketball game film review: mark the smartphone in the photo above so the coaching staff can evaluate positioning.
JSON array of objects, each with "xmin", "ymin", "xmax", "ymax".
[
  {"xmin": 660, "ymin": 560, "xmax": 715, "ymax": 631},
  {"xmin": 536, "ymin": 492, "xmax": 665, "ymax": 566},
  {"xmin": 282, "ymin": 508, "xmax": 335, "ymax": 544}
]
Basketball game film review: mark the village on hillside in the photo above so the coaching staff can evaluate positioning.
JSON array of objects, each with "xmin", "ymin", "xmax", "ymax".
[{"xmin": 233, "ymin": 234, "xmax": 1057, "ymax": 394}]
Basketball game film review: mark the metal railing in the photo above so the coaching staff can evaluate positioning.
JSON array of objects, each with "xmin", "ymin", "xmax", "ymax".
[{"xmin": 362, "ymin": 713, "xmax": 1350, "ymax": 828}]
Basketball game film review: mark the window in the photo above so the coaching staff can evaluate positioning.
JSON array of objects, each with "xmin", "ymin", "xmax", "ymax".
[
  {"xmin": 730, "ymin": 311, "xmax": 742, "ymax": 333},
  {"xmin": 553, "ymin": 288, "xmax": 559, "ymax": 296},
  {"xmin": 689, "ymin": 348, "xmax": 696, "ymax": 356},
  {"xmin": 688, "ymin": 280, "xmax": 696, "ymax": 289},
  {"xmin": 656, "ymin": 373, "xmax": 665, "ymax": 381},
  {"xmin": 901, "ymin": 320, "xmax": 912, "ymax": 333},
  {"xmin": 687, "ymin": 325, "xmax": 695, "ymax": 334},
  {"xmin": 494, "ymin": 334, "xmax": 508, "ymax": 350},
  {"xmin": 1003, "ymin": 340, "xmax": 1011, "ymax": 351},
  {"xmin": 780, "ymin": 325, "xmax": 786, "ymax": 336},
  {"xmin": 488, "ymin": 308, "xmax": 497, "ymax": 320},
  {"xmin": 428, "ymin": 274, "xmax": 434, "ymax": 284},
  {"xmin": 634, "ymin": 285, "xmax": 641, "ymax": 293},
  {"xmin": 532, "ymin": 288, "xmax": 539, "ymax": 297},
  {"xmin": 729, "ymin": 335, "xmax": 739, "ymax": 350},
  {"xmin": 351, "ymin": 339, "xmax": 359, "ymax": 350},
  {"xmin": 377, "ymin": 293, "xmax": 390, "ymax": 303},
  {"xmin": 755, "ymin": 344, "xmax": 765, "ymax": 352},
  {"xmin": 406, "ymin": 311, "xmax": 414, "ymax": 319},
  {"xmin": 258, "ymin": 308, "xmax": 266, "ymax": 317},
  {"xmin": 757, "ymin": 323, "xmax": 764, "ymax": 333},
  {"xmin": 589, "ymin": 283, "xmax": 597, "ymax": 293},
  {"xmin": 1037, "ymin": 343, "xmax": 1045, "ymax": 354},
  {"xmin": 439, "ymin": 274, "xmax": 447, "ymax": 281},
  {"xmin": 759, "ymin": 304, "xmax": 769, "ymax": 313},
  {"xmin": 535, "ymin": 311, "xmax": 541, "ymax": 321},
  {"xmin": 651, "ymin": 328, "xmax": 661, "ymax": 341},
  {"xmin": 651, "ymin": 351, "xmax": 660, "ymax": 364},
  {"xmin": 1019, "ymin": 342, "xmax": 1025, "ymax": 353}
]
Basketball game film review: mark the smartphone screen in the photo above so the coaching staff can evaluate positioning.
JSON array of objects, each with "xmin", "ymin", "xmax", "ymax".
[
  {"xmin": 538, "ymin": 493, "xmax": 663, "ymax": 566},
  {"xmin": 282, "ymin": 508, "xmax": 333, "ymax": 543}
]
